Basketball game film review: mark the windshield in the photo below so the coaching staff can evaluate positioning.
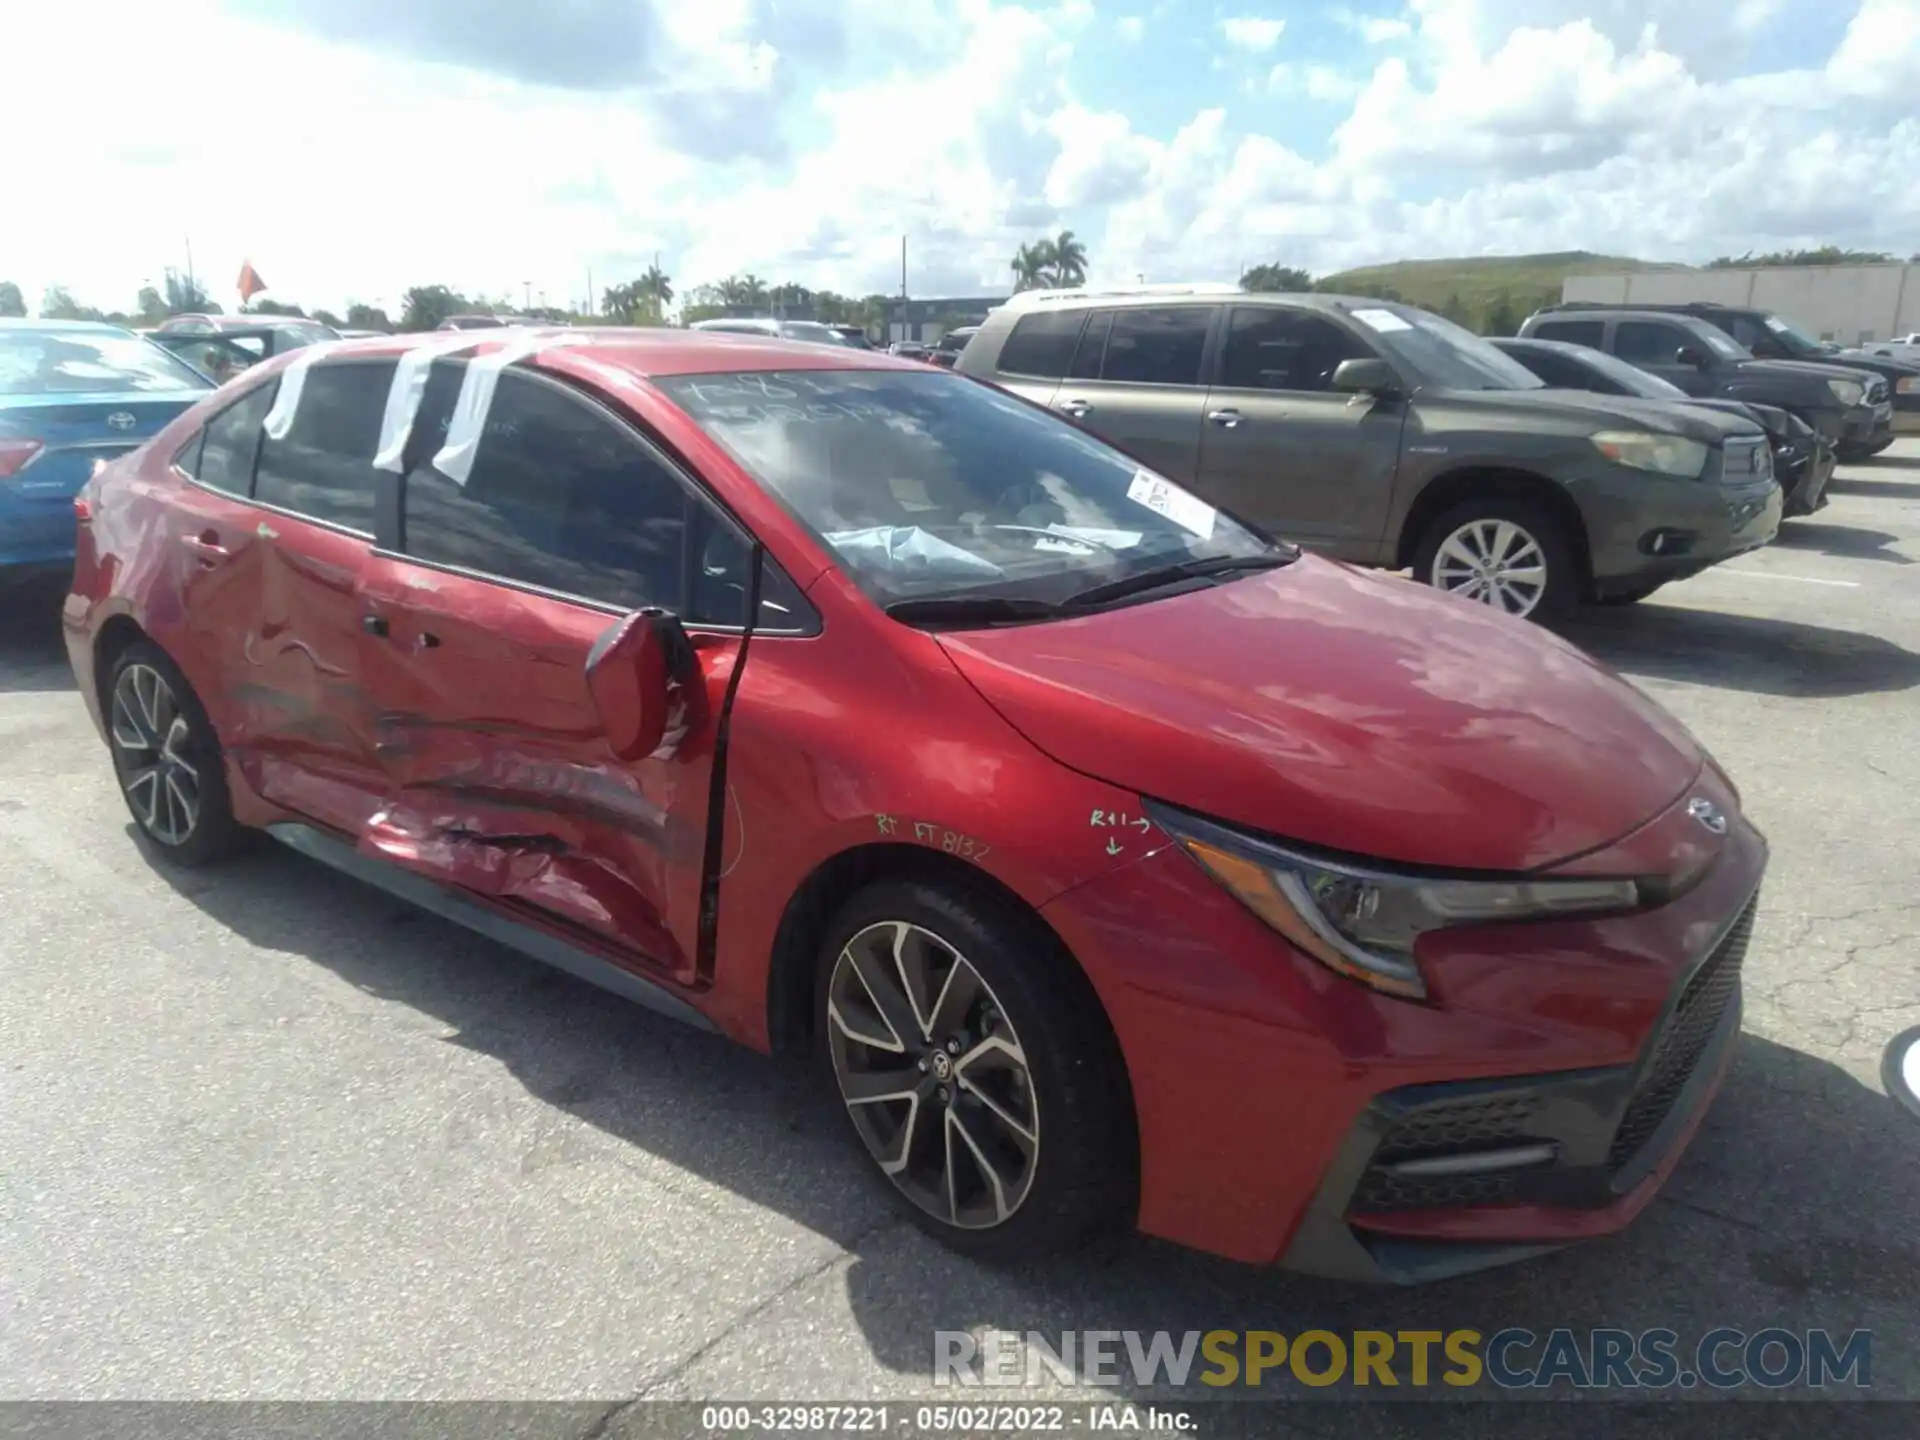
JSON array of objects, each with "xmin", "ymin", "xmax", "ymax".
[
  {"xmin": 1350, "ymin": 305, "xmax": 1544, "ymax": 391},
  {"xmin": 655, "ymin": 368, "xmax": 1279, "ymax": 608},
  {"xmin": 0, "ymin": 330, "xmax": 213, "ymax": 396},
  {"xmin": 1568, "ymin": 346, "xmax": 1687, "ymax": 398},
  {"xmin": 1762, "ymin": 314, "xmax": 1832, "ymax": 357}
]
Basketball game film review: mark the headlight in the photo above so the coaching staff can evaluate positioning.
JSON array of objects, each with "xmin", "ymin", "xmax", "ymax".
[
  {"xmin": 1897, "ymin": 376, "xmax": 1918, "ymax": 395},
  {"xmin": 1827, "ymin": 378, "xmax": 1865, "ymax": 406},
  {"xmin": 1149, "ymin": 803, "xmax": 1642, "ymax": 1001},
  {"xmin": 1589, "ymin": 430, "xmax": 1708, "ymax": 479}
]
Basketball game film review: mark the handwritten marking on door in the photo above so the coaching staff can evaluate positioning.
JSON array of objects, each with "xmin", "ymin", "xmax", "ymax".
[
  {"xmin": 875, "ymin": 814, "xmax": 991, "ymax": 860},
  {"xmin": 1090, "ymin": 808, "xmax": 1154, "ymax": 858}
]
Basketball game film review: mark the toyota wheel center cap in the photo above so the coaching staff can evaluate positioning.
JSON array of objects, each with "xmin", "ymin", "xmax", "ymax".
[{"xmin": 1884, "ymin": 1026, "xmax": 1920, "ymax": 1121}]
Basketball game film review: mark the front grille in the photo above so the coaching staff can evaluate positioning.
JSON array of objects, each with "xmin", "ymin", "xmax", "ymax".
[
  {"xmin": 1721, "ymin": 439, "xmax": 1771, "ymax": 482},
  {"xmin": 1606, "ymin": 899, "xmax": 1756, "ymax": 1171},
  {"xmin": 1352, "ymin": 1092, "xmax": 1544, "ymax": 1212}
]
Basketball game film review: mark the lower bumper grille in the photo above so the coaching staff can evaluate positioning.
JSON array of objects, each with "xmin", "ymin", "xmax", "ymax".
[
  {"xmin": 1352, "ymin": 1093, "xmax": 1544, "ymax": 1212},
  {"xmin": 1606, "ymin": 898, "xmax": 1755, "ymax": 1171}
]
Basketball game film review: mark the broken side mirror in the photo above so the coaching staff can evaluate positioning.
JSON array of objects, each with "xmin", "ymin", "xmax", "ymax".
[{"xmin": 585, "ymin": 609, "xmax": 691, "ymax": 761}]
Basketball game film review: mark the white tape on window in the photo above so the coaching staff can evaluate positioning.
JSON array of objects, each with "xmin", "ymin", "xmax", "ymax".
[
  {"xmin": 259, "ymin": 341, "xmax": 346, "ymax": 441},
  {"xmin": 432, "ymin": 331, "xmax": 589, "ymax": 486},
  {"xmin": 372, "ymin": 333, "xmax": 486, "ymax": 472}
]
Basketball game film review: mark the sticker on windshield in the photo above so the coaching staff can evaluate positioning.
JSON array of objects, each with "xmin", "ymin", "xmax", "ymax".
[
  {"xmin": 1351, "ymin": 308, "xmax": 1412, "ymax": 333},
  {"xmin": 1764, "ymin": 316, "xmax": 1789, "ymax": 333},
  {"xmin": 1126, "ymin": 471, "xmax": 1216, "ymax": 539}
]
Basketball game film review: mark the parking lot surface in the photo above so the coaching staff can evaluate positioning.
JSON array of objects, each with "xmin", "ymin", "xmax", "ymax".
[{"xmin": 4, "ymin": 444, "xmax": 1918, "ymax": 1422}]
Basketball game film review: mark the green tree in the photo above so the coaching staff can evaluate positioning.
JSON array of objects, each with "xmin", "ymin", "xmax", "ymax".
[
  {"xmin": 40, "ymin": 285, "xmax": 85, "ymax": 320},
  {"xmin": 769, "ymin": 281, "xmax": 812, "ymax": 314},
  {"xmin": 399, "ymin": 284, "xmax": 470, "ymax": 332},
  {"xmin": 0, "ymin": 281, "xmax": 25, "ymax": 317},
  {"xmin": 312, "ymin": 308, "xmax": 344, "ymax": 328},
  {"xmin": 345, "ymin": 303, "xmax": 392, "ymax": 331},
  {"xmin": 1709, "ymin": 246, "xmax": 1896, "ymax": 269},
  {"xmin": 136, "ymin": 286, "xmax": 168, "ymax": 324},
  {"xmin": 245, "ymin": 298, "xmax": 307, "ymax": 317},
  {"xmin": 1481, "ymin": 289, "xmax": 1519, "ymax": 337},
  {"xmin": 1241, "ymin": 263, "xmax": 1314, "ymax": 292},
  {"xmin": 1048, "ymin": 229, "xmax": 1088, "ymax": 287},
  {"xmin": 163, "ymin": 268, "xmax": 217, "ymax": 316},
  {"xmin": 1009, "ymin": 240, "xmax": 1050, "ymax": 292},
  {"xmin": 1440, "ymin": 291, "xmax": 1468, "ymax": 325}
]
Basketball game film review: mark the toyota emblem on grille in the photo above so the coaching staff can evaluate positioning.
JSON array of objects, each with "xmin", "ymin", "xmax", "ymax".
[
  {"xmin": 1688, "ymin": 797, "xmax": 1728, "ymax": 834},
  {"xmin": 106, "ymin": 411, "xmax": 136, "ymax": 431}
]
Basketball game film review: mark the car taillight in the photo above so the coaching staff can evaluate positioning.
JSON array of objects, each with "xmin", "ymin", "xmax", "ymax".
[
  {"xmin": 0, "ymin": 437, "xmax": 44, "ymax": 478},
  {"xmin": 74, "ymin": 494, "xmax": 94, "ymax": 523}
]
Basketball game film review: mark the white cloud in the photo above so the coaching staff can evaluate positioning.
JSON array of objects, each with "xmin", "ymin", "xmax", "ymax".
[
  {"xmin": 1116, "ymin": 15, "xmax": 1145, "ymax": 41},
  {"xmin": 1334, "ymin": 8, "xmax": 1414, "ymax": 43},
  {"xmin": 1219, "ymin": 16, "xmax": 1287, "ymax": 52}
]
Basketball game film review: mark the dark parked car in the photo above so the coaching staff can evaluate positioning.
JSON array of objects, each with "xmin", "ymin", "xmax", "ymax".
[
  {"xmin": 1493, "ymin": 337, "xmax": 1833, "ymax": 518},
  {"xmin": 826, "ymin": 324, "xmax": 875, "ymax": 349},
  {"xmin": 65, "ymin": 327, "xmax": 1767, "ymax": 1279},
  {"xmin": 959, "ymin": 290, "xmax": 1781, "ymax": 619},
  {"xmin": 928, "ymin": 326, "xmax": 979, "ymax": 368},
  {"xmin": 1524, "ymin": 305, "xmax": 1896, "ymax": 460},
  {"xmin": 150, "ymin": 325, "xmax": 325, "ymax": 386},
  {"xmin": 1556, "ymin": 301, "xmax": 1920, "ymax": 450}
]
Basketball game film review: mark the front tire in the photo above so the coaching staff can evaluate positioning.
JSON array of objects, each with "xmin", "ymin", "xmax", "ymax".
[
  {"xmin": 816, "ymin": 878, "xmax": 1133, "ymax": 1260},
  {"xmin": 1412, "ymin": 496, "xmax": 1581, "ymax": 623},
  {"xmin": 105, "ymin": 640, "xmax": 241, "ymax": 867}
]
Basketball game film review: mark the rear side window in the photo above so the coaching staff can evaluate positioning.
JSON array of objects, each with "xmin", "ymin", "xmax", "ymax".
[
  {"xmin": 995, "ymin": 311, "xmax": 1086, "ymax": 378},
  {"xmin": 254, "ymin": 360, "xmax": 393, "ymax": 532},
  {"xmin": 1101, "ymin": 306, "xmax": 1213, "ymax": 386},
  {"xmin": 188, "ymin": 383, "xmax": 277, "ymax": 496},
  {"xmin": 1529, "ymin": 318, "xmax": 1605, "ymax": 348},
  {"xmin": 1615, "ymin": 321, "xmax": 1692, "ymax": 367},
  {"xmin": 1217, "ymin": 308, "xmax": 1372, "ymax": 392},
  {"xmin": 1067, "ymin": 312, "xmax": 1111, "ymax": 379}
]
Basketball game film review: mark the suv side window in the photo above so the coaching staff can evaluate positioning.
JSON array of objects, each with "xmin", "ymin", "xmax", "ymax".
[
  {"xmin": 1528, "ymin": 318, "xmax": 1604, "ymax": 348},
  {"xmin": 1067, "ymin": 311, "xmax": 1112, "ymax": 379},
  {"xmin": 996, "ymin": 311, "xmax": 1087, "ymax": 379},
  {"xmin": 1615, "ymin": 321, "xmax": 1695, "ymax": 367},
  {"xmin": 186, "ymin": 383, "xmax": 277, "ymax": 496},
  {"xmin": 1218, "ymin": 308, "xmax": 1373, "ymax": 392},
  {"xmin": 1100, "ymin": 306, "xmax": 1214, "ymax": 386},
  {"xmin": 253, "ymin": 360, "xmax": 392, "ymax": 533}
]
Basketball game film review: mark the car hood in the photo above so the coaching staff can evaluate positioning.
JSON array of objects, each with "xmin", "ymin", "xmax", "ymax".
[
  {"xmin": 1434, "ymin": 386, "xmax": 1755, "ymax": 442},
  {"xmin": 938, "ymin": 558, "xmax": 1706, "ymax": 874},
  {"xmin": 1735, "ymin": 357, "xmax": 1883, "ymax": 388},
  {"xmin": 1821, "ymin": 347, "xmax": 1920, "ymax": 379}
]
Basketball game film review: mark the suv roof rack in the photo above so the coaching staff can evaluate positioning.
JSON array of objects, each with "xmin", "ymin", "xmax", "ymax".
[
  {"xmin": 1537, "ymin": 300, "xmax": 1731, "ymax": 315},
  {"xmin": 1000, "ymin": 282, "xmax": 1244, "ymax": 311}
]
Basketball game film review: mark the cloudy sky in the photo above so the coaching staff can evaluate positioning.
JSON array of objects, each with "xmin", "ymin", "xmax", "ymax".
[{"xmin": 5, "ymin": 0, "xmax": 1917, "ymax": 315}]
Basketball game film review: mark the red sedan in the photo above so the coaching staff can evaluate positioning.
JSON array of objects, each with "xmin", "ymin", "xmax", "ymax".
[{"xmin": 64, "ymin": 329, "xmax": 1764, "ymax": 1281}]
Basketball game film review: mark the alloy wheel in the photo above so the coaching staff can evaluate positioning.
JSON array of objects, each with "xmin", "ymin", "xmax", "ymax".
[
  {"xmin": 826, "ymin": 920, "xmax": 1040, "ymax": 1229},
  {"xmin": 110, "ymin": 663, "xmax": 202, "ymax": 847},
  {"xmin": 1430, "ymin": 518, "xmax": 1549, "ymax": 617}
]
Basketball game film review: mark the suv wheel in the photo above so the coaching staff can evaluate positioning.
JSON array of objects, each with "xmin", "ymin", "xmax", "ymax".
[
  {"xmin": 1414, "ymin": 498, "xmax": 1580, "ymax": 622},
  {"xmin": 106, "ymin": 641, "xmax": 241, "ymax": 866},
  {"xmin": 817, "ymin": 879, "xmax": 1132, "ymax": 1259}
]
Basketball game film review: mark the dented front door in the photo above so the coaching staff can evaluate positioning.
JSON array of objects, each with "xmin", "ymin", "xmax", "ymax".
[{"xmin": 354, "ymin": 557, "xmax": 741, "ymax": 988}]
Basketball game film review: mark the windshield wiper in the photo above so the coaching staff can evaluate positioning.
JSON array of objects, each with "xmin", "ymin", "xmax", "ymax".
[
  {"xmin": 883, "ymin": 595, "xmax": 1066, "ymax": 627},
  {"xmin": 1062, "ymin": 551, "xmax": 1297, "ymax": 608}
]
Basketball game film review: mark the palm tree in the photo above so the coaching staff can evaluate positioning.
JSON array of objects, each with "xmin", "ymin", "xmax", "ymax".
[
  {"xmin": 1009, "ymin": 240, "xmax": 1054, "ymax": 292},
  {"xmin": 1048, "ymin": 230, "xmax": 1088, "ymax": 288},
  {"xmin": 638, "ymin": 264, "xmax": 672, "ymax": 308}
]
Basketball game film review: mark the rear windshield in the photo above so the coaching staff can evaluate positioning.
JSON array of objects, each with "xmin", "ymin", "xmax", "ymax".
[
  {"xmin": 0, "ymin": 330, "xmax": 212, "ymax": 396},
  {"xmin": 655, "ymin": 368, "xmax": 1276, "ymax": 606}
]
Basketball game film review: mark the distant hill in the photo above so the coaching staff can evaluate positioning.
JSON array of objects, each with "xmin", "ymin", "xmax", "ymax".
[{"xmin": 1312, "ymin": 251, "xmax": 1678, "ymax": 333}]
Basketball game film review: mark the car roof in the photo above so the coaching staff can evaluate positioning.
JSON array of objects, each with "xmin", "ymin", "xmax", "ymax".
[
  {"xmin": 0, "ymin": 318, "xmax": 130, "ymax": 334},
  {"xmin": 286, "ymin": 326, "xmax": 919, "ymax": 378}
]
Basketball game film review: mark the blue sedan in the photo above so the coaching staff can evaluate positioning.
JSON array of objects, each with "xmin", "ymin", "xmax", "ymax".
[{"xmin": 0, "ymin": 320, "xmax": 213, "ymax": 582}]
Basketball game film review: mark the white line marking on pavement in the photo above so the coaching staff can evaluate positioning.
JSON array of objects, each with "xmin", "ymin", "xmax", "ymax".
[{"xmin": 1717, "ymin": 569, "xmax": 1861, "ymax": 588}]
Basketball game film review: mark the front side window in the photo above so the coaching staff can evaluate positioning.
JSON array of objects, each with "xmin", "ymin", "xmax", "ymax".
[
  {"xmin": 1615, "ymin": 321, "xmax": 1697, "ymax": 367},
  {"xmin": 0, "ymin": 330, "xmax": 213, "ymax": 397},
  {"xmin": 655, "ymin": 368, "xmax": 1279, "ymax": 608},
  {"xmin": 187, "ymin": 383, "xmax": 277, "ymax": 496},
  {"xmin": 253, "ymin": 360, "xmax": 392, "ymax": 532},
  {"xmin": 1218, "ymin": 308, "xmax": 1375, "ymax": 392},
  {"xmin": 1350, "ymin": 305, "xmax": 1542, "ymax": 391},
  {"xmin": 1100, "ymin": 306, "xmax": 1213, "ymax": 386}
]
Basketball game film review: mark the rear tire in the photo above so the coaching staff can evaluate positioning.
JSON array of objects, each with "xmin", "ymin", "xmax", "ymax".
[
  {"xmin": 816, "ymin": 877, "xmax": 1134, "ymax": 1260},
  {"xmin": 1412, "ymin": 496, "xmax": 1581, "ymax": 623},
  {"xmin": 105, "ymin": 640, "xmax": 242, "ymax": 867}
]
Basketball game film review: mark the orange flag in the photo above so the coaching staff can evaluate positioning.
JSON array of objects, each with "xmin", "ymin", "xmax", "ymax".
[{"xmin": 237, "ymin": 262, "xmax": 267, "ymax": 302}]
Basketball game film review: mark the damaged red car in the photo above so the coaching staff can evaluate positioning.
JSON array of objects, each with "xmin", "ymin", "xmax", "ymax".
[{"xmin": 65, "ymin": 329, "xmax": 1766, "ymax": 1281}]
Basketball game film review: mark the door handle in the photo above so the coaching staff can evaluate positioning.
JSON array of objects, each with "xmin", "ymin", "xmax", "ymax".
[
  {"xmin": 1057, "ymin": 398, "xmax": 1092, "ymax": 418},
  {"xmin": 180, "ymin": 531, "xmax": 230, "ymax": 566},
  {"xmin": 361, "ymin": 614, "xmax": 390, "ymax": 638},
  {"xmin": 1207, "ymin": 408, "xmax": 1245, "ymax": 428}
]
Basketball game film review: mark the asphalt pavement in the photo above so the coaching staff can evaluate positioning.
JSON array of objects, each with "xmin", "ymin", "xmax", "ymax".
[{"xmin": 3, "ymin": 443, "xmax": 1917, "ymax": 1426}]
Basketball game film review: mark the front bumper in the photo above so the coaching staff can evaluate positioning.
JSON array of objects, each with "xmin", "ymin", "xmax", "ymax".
[
  {"xmin": 1838, "ymin": 401, "xmax": 1894, "ymax": 452},
  {"xmin": 1040, "ymin": 770, "xmax": 1769, "ymax": 1276},
  {"xmin": 1583, "ymin": 467, "xmax": 1782, "ymax": 594},
  {"xmin": 1780, "ymin": 441, "xmax": 1835, "ymax": 517}
]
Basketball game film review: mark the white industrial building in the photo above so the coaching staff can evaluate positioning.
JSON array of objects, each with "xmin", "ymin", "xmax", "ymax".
[{"xmin": 1562, "ymin": 262, "xmax": 1920, "ymax": 345}]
